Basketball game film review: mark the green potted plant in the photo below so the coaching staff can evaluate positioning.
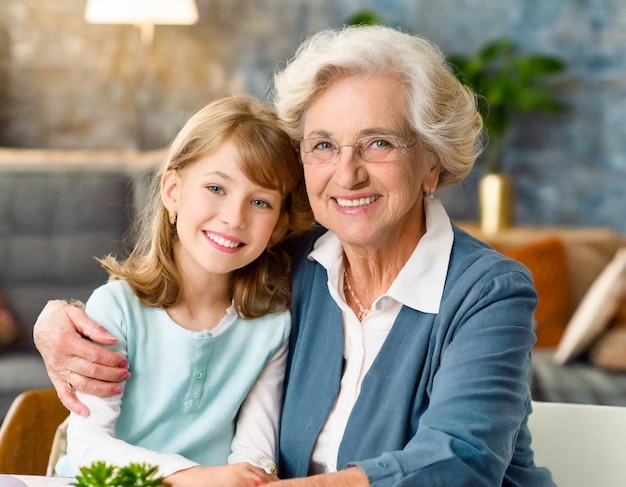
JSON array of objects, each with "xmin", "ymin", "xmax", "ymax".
[
  {"xmin": 72, "ymin": 461, "xmax": 165, "ymax": 487},
  {"xmin": 448, "ymin": 38, "xmax": 566, "ymax": 174},
  {"xmin": 448, "ymin": 39, "xmax": 566, "ymax": 233},
  {"xmin": 346, "ymin": 10, "xmax": 386, "ymax": 26},
  {"xmin": 345, "ymin": 12, "xmax": 567, "ymax": 233}
]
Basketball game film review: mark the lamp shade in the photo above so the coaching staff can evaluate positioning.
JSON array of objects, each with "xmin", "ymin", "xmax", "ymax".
[{"xmin": 85, "ymin": 0, "xmax": 198, "ymax": 26}]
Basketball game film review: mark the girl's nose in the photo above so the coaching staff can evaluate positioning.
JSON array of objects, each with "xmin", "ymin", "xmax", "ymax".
[{"xmin": 221, "ymin": 201, "xmax": 247, "ymax": 228}]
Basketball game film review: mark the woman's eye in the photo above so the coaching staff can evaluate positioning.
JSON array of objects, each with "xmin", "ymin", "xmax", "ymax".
[
  {"xmin": 252, "ymin": 199, "xmax": 271, "ymax": 209},
  {"xmin": 368, "ymin": 138, "xmax": 392, "ymax": 149},
  {"xmin": 207, "ymin": 185, "xmax": 224, "ymax": 194},
  {"xmin": 314, "ymin": 140, "xmax": 336, "ymax": 152}
]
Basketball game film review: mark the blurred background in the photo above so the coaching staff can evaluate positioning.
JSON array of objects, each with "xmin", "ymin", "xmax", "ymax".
[{"xmin": 0, "ymin": 0, "xmax": 625, "ymax": 229}]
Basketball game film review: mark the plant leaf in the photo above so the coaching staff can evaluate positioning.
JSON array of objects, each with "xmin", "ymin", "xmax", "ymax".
[
  {"xmin": 447, "ymin": 37, "xmax": 567, "ymax": 171},
  {"xmin": 71, "ymin": 461, "xmax": 165, "ymax": 487}
]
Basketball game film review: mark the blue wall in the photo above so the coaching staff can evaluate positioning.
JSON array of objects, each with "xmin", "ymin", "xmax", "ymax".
[
  {"xmin": 236, "ymin": 0, "xmax": 626, "ymax": 231},
  {"xmin": 1, "ymin": 0, "xmax": 624, "ymax": 231}
]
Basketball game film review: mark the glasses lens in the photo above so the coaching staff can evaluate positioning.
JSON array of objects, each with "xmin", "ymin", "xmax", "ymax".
[
  {"xmin": 299, "ymin": 135, "xmax": 408, "ymax": 164},
  {"xmin": 359, "ymin": 136, "xmax": 402, "ymax": 162},
  {"xmin": 300, "ymin": 138, "xmax": 338, "ymax": 164}
]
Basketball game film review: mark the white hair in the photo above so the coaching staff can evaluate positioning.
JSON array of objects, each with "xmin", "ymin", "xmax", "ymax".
[{"xmin": 271, "ymin": 25, "xmax": 484, "ymax": 186}]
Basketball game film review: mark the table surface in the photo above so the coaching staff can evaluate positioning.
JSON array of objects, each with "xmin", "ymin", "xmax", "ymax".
[{"xmin": 0, "ymin": 475, "xmax": 73, "ymax": 486}]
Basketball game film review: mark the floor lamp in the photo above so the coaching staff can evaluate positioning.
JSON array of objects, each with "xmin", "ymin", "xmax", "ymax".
[{"xmin": 84, "ymin": 0, "xmax": 199, "ymax": 148}]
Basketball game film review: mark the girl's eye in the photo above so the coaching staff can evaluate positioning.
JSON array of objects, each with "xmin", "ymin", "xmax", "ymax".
[
  {"xmin": 252, "ymin": 199, "xmax": 271, "ymax": 209},
  {"xmin": 207, "ymin": 185, "xmax": 224, "ymax": 194}
]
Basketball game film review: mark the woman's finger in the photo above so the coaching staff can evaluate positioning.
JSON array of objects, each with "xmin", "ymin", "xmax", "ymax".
[
  {"xmin": 34, "ymin": 300, "xmax": 130, "ymax": 416},
  {"xmin": 66, "ymin": 304, "xmax": 118, "ymax": 346}
]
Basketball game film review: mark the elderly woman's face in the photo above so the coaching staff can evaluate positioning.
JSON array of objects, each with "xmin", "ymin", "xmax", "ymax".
[{"xmin": 301, "ymin": 75, "xmax": 439, "ymax": 249}]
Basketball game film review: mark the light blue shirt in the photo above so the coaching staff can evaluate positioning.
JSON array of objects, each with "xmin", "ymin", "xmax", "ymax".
[{"xmin": 58, "ymin": 279, "xmax": 290, "ymax": 478}]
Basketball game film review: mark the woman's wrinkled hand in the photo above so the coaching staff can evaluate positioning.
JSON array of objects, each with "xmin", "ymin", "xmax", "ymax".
[{"xmin": 33, "ymin": 299, "xmax": 130, "ymax": 416}]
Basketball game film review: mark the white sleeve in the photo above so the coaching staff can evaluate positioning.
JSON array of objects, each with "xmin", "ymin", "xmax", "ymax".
[
  {"xmin": 67, "ymin": 388, "xmax": 198, "ymax": 479},
  {"xmin": 227, "ymin": 338, "xmax": 288, "ymax": 474}
]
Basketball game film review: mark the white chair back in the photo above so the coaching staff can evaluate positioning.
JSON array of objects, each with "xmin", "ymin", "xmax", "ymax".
[{"xmin": 528, "ymin": 400, "xmax": 626, "ymax": 487}]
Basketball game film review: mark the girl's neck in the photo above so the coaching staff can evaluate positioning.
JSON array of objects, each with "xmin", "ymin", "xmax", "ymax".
[
  {"xmin": 167, "ymin": 271, "xmax": 233, "ymax": 332},
  {"xmin": 166, "ymin": 292, "xmax": 232, "ymax": 332}
]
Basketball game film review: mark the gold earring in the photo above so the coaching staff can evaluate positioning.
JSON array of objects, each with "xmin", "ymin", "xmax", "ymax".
[{"xmin": 169, "ymin": 213, "xmax": 177, "ymax": 225}]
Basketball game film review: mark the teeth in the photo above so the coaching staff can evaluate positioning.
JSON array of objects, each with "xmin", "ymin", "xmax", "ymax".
[
  {"xmin": 206, "ymin": 233, "xmax": 241, "ymax": 249},
  {"xmin": 335, "ymin": 195, "xmax": 380, "ymax": 208}
]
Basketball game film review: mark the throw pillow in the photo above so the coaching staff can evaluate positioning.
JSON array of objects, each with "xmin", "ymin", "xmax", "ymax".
[
  {"xmin": 554, "ymin": 248, "xmax": 626, "ymax": 365},
  {"xmin": 588, "ymin": 279, "xmax": 626, "ymax": 371},
  {"xmin": 503, "ymin": 236, "xmax": 572, "ymax": 348},
  {"xmin": 589, "ymin": 327, "xmax": 626, "ymax": 371},
  {"xmin": 0, "ymin": 290, "xmax": 21, "ymax": 349}
]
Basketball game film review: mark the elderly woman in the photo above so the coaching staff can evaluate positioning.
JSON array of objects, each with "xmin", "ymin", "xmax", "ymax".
[{"xmin": 34, "ymin": 26, "xmax": 554, "ymax": 486}]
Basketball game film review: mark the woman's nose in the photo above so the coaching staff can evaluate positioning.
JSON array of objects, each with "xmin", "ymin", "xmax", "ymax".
[{"xmin": 332, "ymin": 146, "xmax": 368, "ymax": 188}]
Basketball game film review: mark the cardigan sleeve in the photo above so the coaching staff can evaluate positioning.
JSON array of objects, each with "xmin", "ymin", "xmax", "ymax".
[{"xmin": 350, "ymin": 262, "xmax": 553, "ymax": 486}]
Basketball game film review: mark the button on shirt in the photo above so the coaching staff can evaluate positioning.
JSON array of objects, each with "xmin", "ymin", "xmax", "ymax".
[{"xmin": 307, "ymin": 198, "xmax": 454, "ymax": 474}]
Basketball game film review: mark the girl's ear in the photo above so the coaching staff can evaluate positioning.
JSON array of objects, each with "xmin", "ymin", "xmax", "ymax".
[
  {"xmin": 269, "ymin": 211, "xmax": 290, "ymax": 247},
  {"xmin": 161, "ymin": 169, "xmax": 180, "ymax": 214}
]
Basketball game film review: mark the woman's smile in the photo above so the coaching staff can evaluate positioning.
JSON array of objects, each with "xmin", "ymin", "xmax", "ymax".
[{"xmin": 334, "ymin": 195, "xmax": 381, "ymax": 209}]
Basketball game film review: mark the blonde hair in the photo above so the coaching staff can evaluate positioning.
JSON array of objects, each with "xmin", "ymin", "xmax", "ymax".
[
  {"xmin": 100, "ymin": 96, "xmax": 313, "ymax": 318},
  {"xmin": 271, "ymin": 25, "xmax": 484, "ymax": 187}
]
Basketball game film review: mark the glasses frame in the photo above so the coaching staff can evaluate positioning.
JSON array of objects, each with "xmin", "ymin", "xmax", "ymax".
[{"xmin": 297, "ymin": 134, "xmax": 417, "ymax": 165}]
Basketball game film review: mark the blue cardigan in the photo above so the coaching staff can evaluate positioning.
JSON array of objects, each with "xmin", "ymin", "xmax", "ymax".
[{"xmin": 279, "ymin": 225, "xmax": 555, "ymax": 486}]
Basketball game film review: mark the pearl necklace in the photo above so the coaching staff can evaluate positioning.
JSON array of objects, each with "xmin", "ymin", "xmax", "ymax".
[{"xmin": 344, "ymin": 268, "xmax": 370, "ymax": 321}]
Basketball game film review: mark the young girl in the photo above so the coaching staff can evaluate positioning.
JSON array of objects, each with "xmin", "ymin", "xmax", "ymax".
[{"xmin": 55, "ymin": 96, "xmax": 311, "ymax": 486}]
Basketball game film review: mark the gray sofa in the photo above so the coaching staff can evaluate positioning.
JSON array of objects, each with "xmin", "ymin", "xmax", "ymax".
[{"xmin": 0, "ymin": 148, "xmax": 162, "ymax": 421}]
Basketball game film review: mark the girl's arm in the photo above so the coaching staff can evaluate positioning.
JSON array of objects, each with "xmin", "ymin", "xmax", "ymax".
[
  {"xmin": 64, "ymin": 286, "xmax": 198, "ymax": 479},
  {"xmin": 229, "ymin": 339, "xmax": 289, "ymax": 474},
  {"xmin": 67, "ymin": 391, "xmax": 276, "ymax": 485},
  {"xmin": 66, "ymin": 389, "xmax": 199, "ymax": 478}
]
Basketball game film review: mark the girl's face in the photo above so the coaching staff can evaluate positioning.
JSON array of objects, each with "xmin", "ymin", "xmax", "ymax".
[{"xmin": 161, "ymin": 140, "xmax": 285, "ymax": 280}]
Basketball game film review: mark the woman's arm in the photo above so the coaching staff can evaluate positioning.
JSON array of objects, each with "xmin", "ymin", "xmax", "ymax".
[
  {"xmin": 33, "ymin": 299, "xmax": 131, "ymax": 415},
  {"xmin": 350, "ymin": 265, "xmax": 539, "ymax": 486},
  {"xmin": 268, "ymin": 468, "xmax": 369, "ymax": 486}
]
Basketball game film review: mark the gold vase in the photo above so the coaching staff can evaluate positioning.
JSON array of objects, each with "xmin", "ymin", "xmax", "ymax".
[{"xmin": 479, "ymin": 173, "xmax": 514, "ymax": 235}]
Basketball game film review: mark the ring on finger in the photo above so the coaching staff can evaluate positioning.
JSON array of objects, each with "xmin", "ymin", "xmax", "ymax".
[{"xmin": 65, "ymin": 370, "xmax": 76, "ymax": 388}]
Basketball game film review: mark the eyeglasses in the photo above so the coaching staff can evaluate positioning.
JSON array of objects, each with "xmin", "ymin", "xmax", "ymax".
[{"xmin": 298, "ymin": 135, "xmax": 416, "ymax": 165}]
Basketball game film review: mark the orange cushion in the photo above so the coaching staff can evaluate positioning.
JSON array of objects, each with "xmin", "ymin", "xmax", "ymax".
[
  {"xmin": 0, "ymin": 290, "xmax": 21, "ymax": 349},
  {"xmin": 502, "ymin": 236, "xmax": 572, "ymax": 348}
]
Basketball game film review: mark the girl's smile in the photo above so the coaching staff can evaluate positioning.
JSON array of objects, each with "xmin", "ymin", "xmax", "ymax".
[{"xmin": 204, "ymin": 230, "xmax": 244, "ymax": 251}]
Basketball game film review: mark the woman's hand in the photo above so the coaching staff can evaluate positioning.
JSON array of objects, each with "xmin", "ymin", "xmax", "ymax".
[
  {"xmin": 264, "ymin": 468, "xmax": 370, "ymax": 486},
  {"xmin": 33, "ymin": 299, "xmax": 130, "ymax": 416},
  {"xmin": 165, "ymin": 463, "xmax": 278, "ymax": 487}
]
